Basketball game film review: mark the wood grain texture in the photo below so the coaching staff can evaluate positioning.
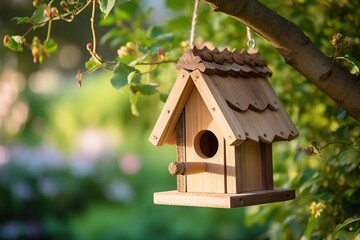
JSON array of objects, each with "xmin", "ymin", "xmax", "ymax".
[
  {"xmin": 176, "ymin": 110, "xmax": 186, "ymax": 192},
  {"xmin": 238, "ymin": 141, "xmax": 262, "ymax": 192},
  {"xmin": 169, "ymin": 162, "xmax": 207, "ymax": 175},
  {"xmin": 149, "ymin": 70, "xmax": 194, "ymax": 146},
  {"xmin": 191, "ymin": 70, "xmax": 245, "ymax": 146},
  {"xmin": 154, "ymin": 188, "xmax": 295, "ymax": 208},
  {"xmin": 185, "ymin": 87, "xmax": 226, "ymax": 193},
  {"xmin": 211, "ymin": 74, "xmax": 298, "ymax": 143},
  {"xmin": 261, "ymin": 143, "xmax": 274, "ymax": 190}
]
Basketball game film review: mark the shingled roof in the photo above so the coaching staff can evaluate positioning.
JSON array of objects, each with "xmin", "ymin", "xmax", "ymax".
[
  {"xmin": 149, "ymin": 47, "xmax": 298, "ymax": 146},
  {"xmin": 177, "ymin": 46, "xmax": 272, "ymax": 78}
]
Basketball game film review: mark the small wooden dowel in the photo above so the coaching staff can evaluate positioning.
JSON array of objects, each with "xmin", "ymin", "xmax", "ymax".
[{"xmin": 168, "ymin": 162, "xmax": 207, "ymax": 175}]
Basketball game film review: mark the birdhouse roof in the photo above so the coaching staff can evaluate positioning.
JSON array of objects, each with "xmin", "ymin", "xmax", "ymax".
[{"xmin": 150, "ymin": 47, "xmax": 298, "ymax": 146}]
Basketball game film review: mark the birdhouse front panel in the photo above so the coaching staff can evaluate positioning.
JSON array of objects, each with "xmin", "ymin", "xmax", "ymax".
[
  {"xmin": 151, "ymin": 47, "xmax": 298, "ymax": 208},
  {"xmin": 184, "ymin": 86, "xmax": 226, "ymax": 194}
]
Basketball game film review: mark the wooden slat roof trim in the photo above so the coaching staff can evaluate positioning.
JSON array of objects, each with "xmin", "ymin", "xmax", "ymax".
[
  {"xmin": 176, "ymin": 47, "xmax": 272, "ymax": 78},
  {"xmin": 211, "ymin": 75, "xmax": 280, "ymax": 112},
  {"xmin": 149, "ymin": 70, "xmax": 195, "ymax": 146},
  {"xmin": 203, "ymin": 74, "xmax": 299, "ymax": 143}
]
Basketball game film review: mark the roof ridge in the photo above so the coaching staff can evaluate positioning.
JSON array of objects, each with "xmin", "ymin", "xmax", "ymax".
[
  {"xmin": 176, "ymin": 47, "xmax": 272, "ymax": 78},
  {"xmin": 193, "ymin": 46, "xmax": 268, "ymax": 67}
]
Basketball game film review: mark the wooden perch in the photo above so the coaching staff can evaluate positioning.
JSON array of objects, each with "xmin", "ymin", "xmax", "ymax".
[
  {"xmin": 204, "ymin": 0, "xmax": 360, "ymax": 122},
  {"xmin": 168, "ymin": 162, "xmax": 207, "ymax": 175}
]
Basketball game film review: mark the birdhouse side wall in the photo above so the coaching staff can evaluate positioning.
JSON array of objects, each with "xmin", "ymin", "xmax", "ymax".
[
  {"xmin": 238, "ymin": 141, "xmax": 262, "ymax": 192},
  {"xmin": 226, "ymin": 141, "xmax": 274, "ymax": 193}
]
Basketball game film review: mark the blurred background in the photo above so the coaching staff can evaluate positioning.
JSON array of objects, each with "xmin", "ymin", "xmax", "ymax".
[{"xmin": 0, "ymin": 0, "xmax": 359, "ymax": 239}]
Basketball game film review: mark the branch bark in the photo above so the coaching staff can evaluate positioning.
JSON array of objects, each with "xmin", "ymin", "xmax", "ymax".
[{"xmin": 204, "ymin": 0, "xmax": 360, "ymax": 122}]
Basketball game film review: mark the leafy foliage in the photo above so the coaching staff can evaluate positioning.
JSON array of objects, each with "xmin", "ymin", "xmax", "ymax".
[
  {"xmin": 333, "ymin": 217, "xmax": 360, "ymax": 240},
  {"xmin": 110, "ymin": 62, "xmax": 139, "ymax": 90},
  {"xmin": 99, "ymin": 0, "xmax": 116, "ymax": 18},
  {"xmin": 3, "ymin": 35, "xmax": 25, "ymax": 51}
]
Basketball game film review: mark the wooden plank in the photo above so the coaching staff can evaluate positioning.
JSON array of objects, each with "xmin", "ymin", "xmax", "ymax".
[
  {"xmin": 225, "ymin": 143, "xmax": 237, "ymax": 194},
  {"xmin": 214, "ymin": 76, "xmax": 271, "ymax": 111},
  {"xmin": 263, "ymin": 79, "xmax": 299, "ymax": 139},
  {"xmin": 169, "ymin": 162, "xmax": 207, "ymax": 175},
  {"xmin": 238, "ymin": 141, "xmax": 262, "ymax": 192},
  {"xmin": 176, "ymin": 110, "xmax": 186, "ymax": 192},
  {"xmin": 185, "ymin": 87, "xmax": 226, "ymax": 194},
  {"xmin": 261, "ymin": 143, "xmax": 274, "ymax": 190},
  {"xmin": 149, "ymin": 70, "xmax": 194, "ymax": 146},
  {"xmin": 190, "ymin": 70, "xmax": 245, "ymax": 146},
  {"xmin": 154, "ymin": 188, "xmax": 295, "ymax": 208}
]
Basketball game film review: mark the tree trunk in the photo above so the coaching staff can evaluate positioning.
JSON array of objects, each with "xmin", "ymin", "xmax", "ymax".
[{"xmin": 204, "ymin": 0, "xmax": 360, "ymax": 122}]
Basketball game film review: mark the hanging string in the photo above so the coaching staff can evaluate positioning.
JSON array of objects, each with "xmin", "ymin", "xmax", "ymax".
[
  {"xmin": 246, "ymin": 26, "xmax": 256, "ymax": 49},
  {"xmin": 189, "ymin": 0, "xmax": 200, "ymax": 50}
]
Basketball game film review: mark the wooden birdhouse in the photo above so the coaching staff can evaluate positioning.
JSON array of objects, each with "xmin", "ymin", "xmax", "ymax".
[{"xmin": 149, "ymin": 46, "xmax": 299, "ymax": 208}]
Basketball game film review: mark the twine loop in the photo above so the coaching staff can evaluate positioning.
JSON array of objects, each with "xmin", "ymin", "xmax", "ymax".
[
  {"xmin": 246, "ymin": 26, "xmax": 256, "ymax": 49},
  {"xmin": 189, "ymin": 1, "xmax": 256, "ymax": 50}
]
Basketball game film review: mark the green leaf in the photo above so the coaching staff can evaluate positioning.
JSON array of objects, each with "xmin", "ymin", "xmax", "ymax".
[
  {"xmin": 110, "ymin": 62, "xmax": 137, "ymax": 90},
  {"xmin": 113, "ymin": 6, "xmax": 131, "ymax": 21},
  {"xmin": 337, "ymin": 55, "xmax": 360, "ymax": 74},
  {"xmin": 99, "ymin": 0, "xmax": 116, "ymax": 18},
  {"xmin": 12, "ymin": 16, "xmax": 31, "ymax": 24},
  {"xmin": 99, "ymin": 14, "xmax": 115, "ymax": 26},
  {"xmin": 85, "ymin": 59, "xmax": 100, "ymax": 71},
  {"xmin": 131, "ymin": 83, "xmax": 158, "ymax": 96},
  {"xmin": 147, "ymin": 26, "xmax": 174, "ymax": 42},
  {"xmin": 156, "ymin": 33, "xmax": 174, "ymax": 42},
  {"xmin": 130, "ymin": 91, "xmax": 140, "ymax": 116},
  {"xmin": 333, "ymin": 217, "xmax": 360, "ymax": 240},
  {"xmin": 137, "ymin": 83, "xmax": 158, "ymax": 95},
  {"xmin": 31, "ymin": 5, "xmax": 47, "ymax": 26},
  {"xmin": 44, "ymin": 38, "xmax": 58, "ymax": 54},
  {"xmin": 127, "ymin": 71, "xmax": 141, "ymax": 84},
  {"xmin": 159, "ymin": 93, "xmax": 168, "ymax": 102},
  {"xmin": 4, "ymin": 35, "xmax": 25, "ymax": 52}
]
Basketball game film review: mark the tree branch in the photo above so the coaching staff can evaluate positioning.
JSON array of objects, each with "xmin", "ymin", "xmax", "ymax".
[{"xmin": 204, "ymin": 0, "xmax": 360, "ymax": 122}]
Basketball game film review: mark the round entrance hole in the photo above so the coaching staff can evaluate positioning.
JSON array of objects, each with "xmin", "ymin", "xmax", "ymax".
[{"xmin": 195, "ymin": 130, "xmax": 219, "ymax": 158}]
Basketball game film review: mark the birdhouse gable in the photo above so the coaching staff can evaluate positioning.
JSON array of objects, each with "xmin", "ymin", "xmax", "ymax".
[
  {"xmin": 149, "ymin": 47, "xmax": 298, "ymax": 147},
  {"xmin": 149, "ymin": 70, "xmax": 195, "ymax": 146}
]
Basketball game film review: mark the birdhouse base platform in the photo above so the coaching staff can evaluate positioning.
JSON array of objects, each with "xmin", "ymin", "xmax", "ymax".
[{"xmin": 154, "ymin": 188, "xmax": 295, "ymax": 208}]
